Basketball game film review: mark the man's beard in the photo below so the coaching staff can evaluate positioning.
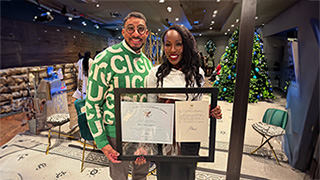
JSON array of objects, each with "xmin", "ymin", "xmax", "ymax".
[
  {"xmin": 129, "ymin": 43, "xmax": 144, "ymax": 52},
  {"xmin": 125, "ymin": 40, "xmax": 144, "ymax": 52}
]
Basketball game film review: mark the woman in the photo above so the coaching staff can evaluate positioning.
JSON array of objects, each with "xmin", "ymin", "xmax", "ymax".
[
  {"xmin": 147, "ymin": 25, "xmax": 222, "ymax": 180},
  {"xmin": 206, "ymin": 52, "xmax": 215, "ymax": 76},
  {"xmin": 73, "ymin": 51, "xmax": 93, "ymax": 99}
]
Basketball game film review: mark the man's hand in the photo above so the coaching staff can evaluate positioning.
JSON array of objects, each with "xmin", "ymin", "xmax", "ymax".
[
  {"xmin": 134, "ymin": 147, "xmax": 148, "ymax": 165},
  {"xmin": 210, "ymin": 105, "xmax": 222, "ymax": 119},
  {"xmin": 101, "ymin": 144, "xmax": 121, "ymax": 163}
]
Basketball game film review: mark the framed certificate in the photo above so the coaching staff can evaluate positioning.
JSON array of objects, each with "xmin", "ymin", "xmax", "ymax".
[{"xmin": 114, "ymin": 87, "xmax": 218, "ymax": 162}]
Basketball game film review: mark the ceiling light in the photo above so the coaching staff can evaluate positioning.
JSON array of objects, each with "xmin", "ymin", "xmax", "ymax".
[
  {"xmin": 255, "ymin": 16, "xmax": 258, "ymax": 20},
  {"xmin": 96, "ymin": 4, "xmax": 100, "ymax": 8},
  {"xmin": 33, "ymin": 12, "xmax": 54, "ymax": 22},
  {"xmin": 224, "ymin": 32, "xmax": 227, "ymax": 35},
  {"xmin": 158, "ymin": 29, "xmax": 161, "ymax": 31},
  {"xmin": 212, "ymin": 14, "xmax": 216, "ymax": 18},
  {"xmin": 213, "ymin": 10, "xmax": 218, "ymax": 14},
  {"xmin": 231, "ymin": 24, "xmax": 234, "ymax": 27},
  {"xmin": 167, "ymin": 6, "xmax": 172, "ymax": 12},
  {"xmin": 227, "ymin": 29, "xmax": 230, "ymax": 31},
  {"xmin": 116, "ymin": 27, "xmax": 119, "ymax": 30},
  {"xmin": 68, "ymin": 17, "xmax": 73, "ymax": 21},
  {"xmin": 175, "ymin": 18, "xmax": 179, "ymax": 21},
  {"xmin": 82, "ymin": 21, "xmax": 87, "ymax": 26},
  {"xmin": 118, "ymin": 36, "xmax": 121, "ymax": 39},
  {"xmin": 236, "ymin": 19, "xmax": 239, "ymax": 23},
  {"xmin": 211, "ymin": 21, "xmax": 215, "ymax": 24},
  {"xmin": 159, "ymin": 0, "xmax": 165, "ymax": 3},
  {"xmin": 68, "ymin": 26, "xmax": 71, "ymax": 29},
  {"xmin": 199, "ymin": 33, "xmax": 202, "ymax": 36},
  {"xmin": 217, "ymin": 0, "xmax": 221, "ymax": 2},
  {"xmin": 194, "ymin": 20, "xmax": 199, "ymax": 25},
  {"xmin": 209, "ymin": 27, "xmax": 213, "ymax": 30},
  {"xmin": 203, "ymin": 10, "xmax": 206, "ymax": 13},
  {"xmin": 94, "ymin": 24, "xmax": 99, "ymax": 29}
]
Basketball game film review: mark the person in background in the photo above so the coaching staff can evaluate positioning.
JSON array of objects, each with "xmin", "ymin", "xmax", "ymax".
[
  {"xmin": 74, "ymin": 51, "xmax": 93, "ymax": 99},
  {"xmin": 199, "ymin": 52, "xmax": 206, "ymax": 72},
  {"xmin": 147, "ymin": 24, "xmax": 222, "ymax": 180},
  {"xmin": 206, "ymin": 51, "xmax": 215, "ymax": 77},
  {"xmin": 85, "ymin": 12, "xmax": 152, "ymax": 180}
]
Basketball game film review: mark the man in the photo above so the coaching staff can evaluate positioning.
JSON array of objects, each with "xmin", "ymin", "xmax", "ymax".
[{"xmin": 86, "ymin": 12, "xmax": 153, "ymax": 180}]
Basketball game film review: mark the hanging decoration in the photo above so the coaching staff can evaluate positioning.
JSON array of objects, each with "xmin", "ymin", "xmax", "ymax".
[{"xmin": 205, "ymin": 40, "xmax": 216, "ymax": 53}]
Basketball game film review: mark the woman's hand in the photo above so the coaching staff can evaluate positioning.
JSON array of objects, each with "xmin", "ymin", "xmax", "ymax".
[
  {"xmin": 134, "ymin": 147, "xmax": 148, "ymax": 165},
  {"xmin": 210, "ymin": 105, "xmax": 222, "ymax": 119}
]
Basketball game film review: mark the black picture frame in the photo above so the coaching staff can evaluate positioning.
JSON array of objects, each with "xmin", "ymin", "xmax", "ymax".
[{"xmin": 114, "ymin": 87, "xmax": 218, "ymax": 162}]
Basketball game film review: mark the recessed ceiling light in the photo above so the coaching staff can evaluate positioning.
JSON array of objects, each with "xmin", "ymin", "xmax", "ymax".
[
  {"xmin": 231, "ymin": 24, "xmax": 234, "ymax": 27},
  {"xmin": 212, "ymin": 14, "xmax": 216, "ymax": 18},
  {"xmin": 213, "ymin": 10, "xmax": 218, "ymax": 14},
  {"xmin": 116, "ymin": 27, "xmax": 119, "ymax": 30},
  {"xmin": 262, "ymin": 24, "xmax": 265, "ymax": 26},
  {"xmin": 159, "ymin": 0, "xmax": 165, "ymax": 3},
  {"xmin": 255, "ymin": 16, "xmax": 258, "ymax": 20},
  {"xmin": 224, "ymin": 32, "xmax": 227, "ymax": 35},
  {"xmin": 68, "ymin": 17, "xmax": 73, "ymax": 21},
  {"xmin": 118, "ymin": 36, "xmax": 121, "ymax": 39},
  {"xmin": 211, "ymin": 21, "xmax": 215, "ymax": 24},
  {"xmin": 175, "ymin": 18, "xmax": 179, "ymax": 21},
  {"xmin": 227, "ymin": 29, "xmax": 230, "ymax": 31},
  {"xmin": 209, "ymin": 27, "xmax": 213, "ymax": 30},
  {"xmin": 236, "ymin": 19, "xmax": 239, "ymax": 23},
  {"xmin": 199, "ymin": 33, "xmax": 202, "ymax": 36},
  {"xmin": 96, "ymin": 4, "xmax": 100, "ymax": 8},
  {"xmin": 217, "ymin": 0, "xmax": 221, "ymax": 2},
  {"xmin": 167, "ymin": 6, "xmax": 172, "ymax": 12}
]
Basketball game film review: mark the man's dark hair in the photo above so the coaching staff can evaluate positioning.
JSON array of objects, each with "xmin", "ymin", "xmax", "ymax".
[{"xmin": 123, "ymin": 12, "xmax": 147, "ymax": 26}]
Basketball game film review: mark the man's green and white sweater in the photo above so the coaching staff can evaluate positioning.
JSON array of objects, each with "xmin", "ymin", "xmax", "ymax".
[{"xmin": 85, "ymin": 40, "xmax": 153, "ymax": 149}]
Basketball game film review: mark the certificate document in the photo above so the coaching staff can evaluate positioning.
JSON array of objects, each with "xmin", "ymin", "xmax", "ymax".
[
  {"xmin": 121, "ymin": 102, "xmax": 174, "ymax": 144},
  {"xmin": 175, "ymin": 101, "xmax": 209, "ymax": 142}
]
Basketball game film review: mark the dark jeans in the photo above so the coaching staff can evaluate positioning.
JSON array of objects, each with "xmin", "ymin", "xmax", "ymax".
[{"xmin": 156, "ymin": 142, "xmax": 200, "ymax": 180}]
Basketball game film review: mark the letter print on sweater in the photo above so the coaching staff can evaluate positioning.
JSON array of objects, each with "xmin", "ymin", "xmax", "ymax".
[{"xmin": 85, "ymin": 40, "xmax": 153, "ymax": 149}]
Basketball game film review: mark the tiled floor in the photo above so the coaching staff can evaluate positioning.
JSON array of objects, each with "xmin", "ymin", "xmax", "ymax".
[{"xmin": 0, "ymin": 77, "xmax": 308, "ymax": 179}]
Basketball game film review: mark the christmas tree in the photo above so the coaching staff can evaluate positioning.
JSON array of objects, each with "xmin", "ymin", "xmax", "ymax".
[{"xmin": 213, "ymin": 28, "xmax": 275, "ymax": 103}]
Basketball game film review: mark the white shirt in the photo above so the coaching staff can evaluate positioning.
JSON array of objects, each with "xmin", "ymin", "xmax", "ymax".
[
  {"xmin": 76, "ymin": 58, "xmax": 93, "ymax": 99},
  {"xmin": 146, "ymin": 65, "xmax": 205, "ymax": 102}
]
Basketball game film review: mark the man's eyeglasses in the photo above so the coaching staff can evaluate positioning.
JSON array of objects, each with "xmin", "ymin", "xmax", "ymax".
[{"xmin": 125, "ymin": 25, "xmax": 147, "ymax": 35}]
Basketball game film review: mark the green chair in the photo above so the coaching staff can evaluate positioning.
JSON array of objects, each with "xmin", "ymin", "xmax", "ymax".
[
  {"xmin": 74, "ymin": 99, "xmax": 94, "ymax": 172},
  {"xmin": 249, "ymin": 108, "xmax": 288, "ymax": 165}
]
